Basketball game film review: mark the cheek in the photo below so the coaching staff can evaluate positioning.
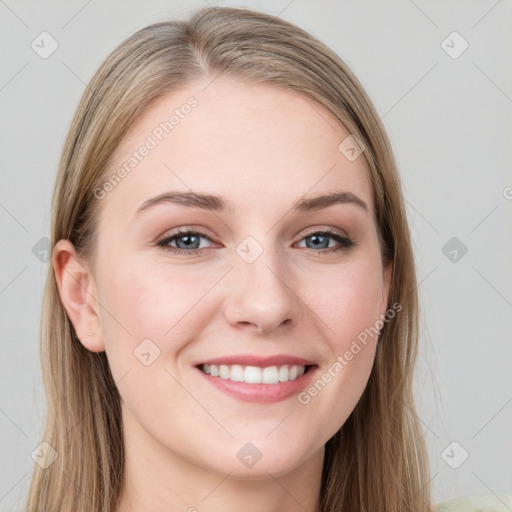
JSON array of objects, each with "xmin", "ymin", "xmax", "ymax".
[
  {"xmin": 95, "ymin": 254, "xmax": 220, "ymax": 370},
  {"xmin": 95, "ymin": 257, "xmax": 212, "ymax": 427},
  {"xmin": 295, "ymin": 260, "xmax": 383, "ymax": 436},
  {"xmin": 307, "ymin": 258, "xmax": 384, "ymax": 348}
]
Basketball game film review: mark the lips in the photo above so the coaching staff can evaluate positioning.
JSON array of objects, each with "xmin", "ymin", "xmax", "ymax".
[
  {"xmin": 193, "ymin": 353, "xmax": 318, "ymax": 403},
  {"xmin": 194, "ymin": 354, "xmax": 316, "ymax": 367}
]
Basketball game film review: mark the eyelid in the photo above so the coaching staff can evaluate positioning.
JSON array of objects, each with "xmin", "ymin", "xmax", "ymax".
[
  {"xmin": 300, "ymin": 225, "xmax": 350, "ymax": 239},
  {"xmin": 157, "ymin": 225, "xmax": 220, "ymax": 243}
]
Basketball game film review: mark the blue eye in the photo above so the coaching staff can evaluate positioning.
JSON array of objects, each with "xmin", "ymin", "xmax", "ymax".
[
  {"xmin": 157, "ymin": 228, "xmax": 356, "ymax": 255},
  {"xmin": 157, "ymin": 229, "xmax": 215, "ymax": 254},
  {"xmin": 297, "ymin": 231, "xmax": 355, "ymax": 251}
]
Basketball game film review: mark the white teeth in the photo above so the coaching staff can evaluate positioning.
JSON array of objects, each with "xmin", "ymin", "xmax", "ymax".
[
  {"xmin": 244, "ymin": 366, "xmax": 262, "ymax": 384},
  {"xmin": 219, "ymin": 364, "xmax": 230, "ymax": 379},
  {"xmin": 262, "ymin": 366, "xmax": 279, "ymax": 384},
  {"xmin": 230, "ymin": 364, "xmax": 244, "ymax": 382},
  {"xmin": 201, "ymin": 363, "xmax": 307, "ymax": 384}
]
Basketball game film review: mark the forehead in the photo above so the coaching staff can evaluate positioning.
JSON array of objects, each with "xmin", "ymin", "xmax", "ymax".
[{"xmin": 100, "ymin": 78, "xmax": 373, "ymax": 221}]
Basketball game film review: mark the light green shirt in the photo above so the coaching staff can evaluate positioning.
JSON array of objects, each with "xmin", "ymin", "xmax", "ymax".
[{"xmin": 437, "ymin": 493, "xmax": 512, "ymax": 511}]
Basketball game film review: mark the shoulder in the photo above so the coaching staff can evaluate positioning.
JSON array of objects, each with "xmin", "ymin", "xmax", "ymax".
[{"xmin": 436, "ymin": 493, "xmax": 512, "ymax": 512}]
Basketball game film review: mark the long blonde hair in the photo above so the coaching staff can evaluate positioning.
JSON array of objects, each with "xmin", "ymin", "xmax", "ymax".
[{"xmin": 26, "ymin": 6, "xmax": 434, "ymax": 511}]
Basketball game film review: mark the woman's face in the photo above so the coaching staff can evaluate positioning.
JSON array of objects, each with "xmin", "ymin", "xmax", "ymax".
[{"xmin": 78, "ymin": 79, "xmax": 391, "ymax": 478}]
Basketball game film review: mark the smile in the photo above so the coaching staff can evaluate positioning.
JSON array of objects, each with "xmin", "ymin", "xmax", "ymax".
[
  {"xmin": 195, "ymin": 362, "xmax": 318, "ymax": 403},
  {"xmin": 200, "ymin": 363, "xmax": 310, "ymax": 384}
]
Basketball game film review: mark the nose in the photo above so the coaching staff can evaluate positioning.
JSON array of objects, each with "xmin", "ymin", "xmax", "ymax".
[{"xmin": 223, "ymin": 246, "xmax": 302, "ymax": 335}]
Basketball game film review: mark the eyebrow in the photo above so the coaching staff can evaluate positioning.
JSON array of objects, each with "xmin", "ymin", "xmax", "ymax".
[{"xmin": 133, "ymin": 189, "xmax": 369, "ymax": 219}]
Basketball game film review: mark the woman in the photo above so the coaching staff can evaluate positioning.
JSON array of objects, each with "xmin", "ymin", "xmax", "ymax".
[{"xmin": 26, "ymin": 6, "xmax": 434, "ymax": 511}]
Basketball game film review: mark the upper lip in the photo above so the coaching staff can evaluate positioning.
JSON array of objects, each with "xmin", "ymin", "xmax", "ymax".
[{"xmin": 194, "ymin": 354, "xmax": 316, "ymax": 368}]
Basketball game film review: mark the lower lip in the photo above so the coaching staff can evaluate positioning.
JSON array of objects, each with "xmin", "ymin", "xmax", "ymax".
[{"xmin": 194, "ymin": 365, "xmax": 318, "ymax": 404}]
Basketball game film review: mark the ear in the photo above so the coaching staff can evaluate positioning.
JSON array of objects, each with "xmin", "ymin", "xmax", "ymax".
[
  {"xmin": 379, "ymin": 260, "xmax": 393, "ymax": 319},
  {"xmin": 52, "ymin": 239, "xmax": 105, "ymax": 352}
]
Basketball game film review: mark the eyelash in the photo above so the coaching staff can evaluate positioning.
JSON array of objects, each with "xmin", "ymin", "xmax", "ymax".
[{"xmin": 156, "ymin": 227, "xmax": 356, "ymax": 256}]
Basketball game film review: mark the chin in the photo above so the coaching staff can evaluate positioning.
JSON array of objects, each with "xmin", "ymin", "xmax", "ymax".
[{"xmin": 203, "ymin": 435, "xmax": 320, "ymax": 479}]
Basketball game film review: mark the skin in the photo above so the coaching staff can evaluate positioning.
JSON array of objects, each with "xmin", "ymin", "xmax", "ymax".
[{"xmin": 54, "ymin": 78, "xmax": 392, "ymax": 512}]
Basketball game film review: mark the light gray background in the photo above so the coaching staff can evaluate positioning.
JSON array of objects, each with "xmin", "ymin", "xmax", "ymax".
[{"xmin": 1, "ymin": 0, "xmax": 511, "ymax": 510}]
